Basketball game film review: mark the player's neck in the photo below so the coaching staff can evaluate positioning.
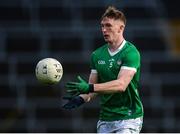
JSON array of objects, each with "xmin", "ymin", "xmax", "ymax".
[{"xmin": 108, "ymin": 37, "xmax": 124, "ymax": 52}]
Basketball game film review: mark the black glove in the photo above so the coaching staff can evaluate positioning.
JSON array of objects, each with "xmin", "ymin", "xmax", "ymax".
[{"xmin": 62, "ymin": 96, "xmax": 85, "ymax": 110}]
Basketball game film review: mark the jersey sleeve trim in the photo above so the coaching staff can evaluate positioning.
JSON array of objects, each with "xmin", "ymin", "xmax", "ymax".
[
  {"xmin": 121, "ymin": 66, "xmax": 137, "ymax": 72},
  {"xmin": 91, "ymin": 69, "xmax": 98, "ymax": 74}
]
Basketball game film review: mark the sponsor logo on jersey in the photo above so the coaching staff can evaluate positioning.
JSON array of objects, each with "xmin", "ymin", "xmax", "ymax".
[
  {"xmin": 128, "ymin": 110, "xmax": 132, "ymax": 116},
  {"xmin": 98, "ymin": 60, "xmax": 106, "ymax": 64}
]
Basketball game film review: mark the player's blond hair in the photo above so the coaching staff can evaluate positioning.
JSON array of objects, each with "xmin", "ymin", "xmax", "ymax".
[{"xmin": 101, "ymin": 6, "xmax": 126, "ymax": 25}]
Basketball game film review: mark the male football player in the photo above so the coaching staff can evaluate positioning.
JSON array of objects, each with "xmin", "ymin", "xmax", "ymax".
[{"xmin": 63, "ymin": 6, "xmax": 143, "ymax": 133}]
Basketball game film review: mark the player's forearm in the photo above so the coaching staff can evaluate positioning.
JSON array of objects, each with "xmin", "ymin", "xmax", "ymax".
[
  {"xmin": 92, "ymin": 69, "xmax": 135, "ymax": 93},
  {"xmin": 93, "ymin": 79, "xmax": 127, "ymax": 93}
]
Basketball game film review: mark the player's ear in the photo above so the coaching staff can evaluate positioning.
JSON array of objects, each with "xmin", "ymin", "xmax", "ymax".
[
  {"xmin": 120, "ymin": 25, "xmax": 124, "ymax": 30},
  {"xmin": 118, "ymin": 25, "xmax": 124, "ymax": 33},
  {"xmin": 118, "ymin": 26, "xmax": 122, "ymax": 33}
]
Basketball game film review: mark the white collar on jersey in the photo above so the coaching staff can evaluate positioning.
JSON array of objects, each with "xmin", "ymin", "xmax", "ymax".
[{"xmin": 108, "ymin": 40, "xmax": 126, "ymax": 56}]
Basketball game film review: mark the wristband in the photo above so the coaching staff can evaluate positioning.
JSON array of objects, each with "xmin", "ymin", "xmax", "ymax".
[{"xmin": 89, "ymin": 84, "xmax": 94, "ymax": 92}]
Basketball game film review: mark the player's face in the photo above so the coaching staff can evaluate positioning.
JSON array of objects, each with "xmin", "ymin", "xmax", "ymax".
[{"xmin": 101, "ymin": 17, "xmax": 124, "ymax": 44}]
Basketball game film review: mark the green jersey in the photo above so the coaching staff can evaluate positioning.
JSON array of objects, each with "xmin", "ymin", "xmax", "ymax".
[{"xmin": 90, "ymin": 40, "xmax": 143, "ymax": 121}]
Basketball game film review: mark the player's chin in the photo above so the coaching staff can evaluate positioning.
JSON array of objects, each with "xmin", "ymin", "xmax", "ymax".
[
  {"xmin": 104, "ymin": 38, "xmax": 110, "ymax": 43},
  {"xmin": 104, "ymin": 37, "xmax": 108, "ymax": 41}
]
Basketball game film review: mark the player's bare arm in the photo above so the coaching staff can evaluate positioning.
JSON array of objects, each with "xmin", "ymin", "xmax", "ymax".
[{"xmin": 94, "ymin": 68, "xmax": 136, "ymax": 93}]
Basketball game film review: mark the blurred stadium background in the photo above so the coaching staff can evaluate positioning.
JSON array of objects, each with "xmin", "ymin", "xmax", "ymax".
[{"xmin": 0, "ymin": 0, "xmax": 180, "ymax": 132}]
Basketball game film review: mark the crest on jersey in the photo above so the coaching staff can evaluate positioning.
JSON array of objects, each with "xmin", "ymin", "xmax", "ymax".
[
  {"xmin": 109, "ymin": 58, "xmax": 115, "ymax": 68},
  {"xmin": 117, "ymin": 60, "xmax": 122, "ymax": 65}
]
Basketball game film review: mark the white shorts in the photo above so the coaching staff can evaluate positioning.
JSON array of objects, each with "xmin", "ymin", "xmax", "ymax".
[{"xmin": 97, "ymin": 117, "xmax": 143, "ymax": 134}]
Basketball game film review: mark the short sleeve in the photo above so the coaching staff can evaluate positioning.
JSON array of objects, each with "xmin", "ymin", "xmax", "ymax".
[
  {"xmin": 121, "ymin": 47, "xmax": 140, "ymax": 72},
  {"xmin": 90, "ymin": 52, "xmax": 96, "ymax": 70}
]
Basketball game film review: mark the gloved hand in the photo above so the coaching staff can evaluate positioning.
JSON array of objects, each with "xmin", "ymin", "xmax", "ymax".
[
  {"xmin": 62, "ymin": 96, "xmax": 85, "ymax": 110},
  {"xmin": 66, "ymin": 76, "xmax": 94, "ymax": 95}
]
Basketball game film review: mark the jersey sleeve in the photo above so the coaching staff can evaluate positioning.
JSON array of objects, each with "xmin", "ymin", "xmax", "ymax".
[
  {"xmin": 121, "ymin": 47, "xmax": 140, "ymax": 72},
  {"xmin": 90, "ymin": 52, "xmax": 98, "ymax": 73}
]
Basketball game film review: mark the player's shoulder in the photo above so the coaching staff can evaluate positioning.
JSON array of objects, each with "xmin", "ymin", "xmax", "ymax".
[
  {"xmin": 91, "ymin": 43, "xmax": 108, "ymax": 56},
  {"xmin": 124, "ymin": 40, "xmax": 140, "ymax": 54}
]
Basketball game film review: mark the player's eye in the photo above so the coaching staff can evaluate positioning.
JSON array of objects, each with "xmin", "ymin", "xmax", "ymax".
[
  {"xmin": 106, "ymin": 23, "xmax": 112, "ymax": 28},
  {"xmin": 101, "ymin": 24, "xmax": 105, "ymax": 28}
]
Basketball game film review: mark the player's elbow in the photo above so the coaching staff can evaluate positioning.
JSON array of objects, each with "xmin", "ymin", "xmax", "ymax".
[
  {"xmin": 116, "ymin": 81, "xmax": 127, "ymax": 92},
  {"xmin": 117, "ymin": 85, "xmax": 126, "ymax": 92}
]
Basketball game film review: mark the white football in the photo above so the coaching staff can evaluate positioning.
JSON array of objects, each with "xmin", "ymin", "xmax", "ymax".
[{"xmin": 35, "ymin": 58, "xmax": 63, "ymax": 85}]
